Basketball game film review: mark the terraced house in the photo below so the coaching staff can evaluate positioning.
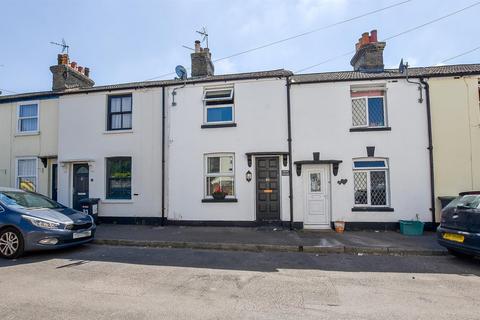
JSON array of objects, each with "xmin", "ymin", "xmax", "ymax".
[{"xmin": 1, "ymin": 31, "xmax": 479, "ymax": 230}]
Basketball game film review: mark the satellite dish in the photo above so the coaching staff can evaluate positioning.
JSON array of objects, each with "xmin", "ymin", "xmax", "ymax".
[
  {"xmin": 398, "ymin": 58, "xmax": 408, "ymax": 74},
  {"xmin": 175, "ymin": 65, "xmax": 187, "ymax": 80}
]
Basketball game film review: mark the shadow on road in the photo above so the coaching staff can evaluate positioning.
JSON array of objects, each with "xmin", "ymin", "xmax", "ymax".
[{"xmin": 1, "ymin": 244, "xmax": 479, "ymax": 275}]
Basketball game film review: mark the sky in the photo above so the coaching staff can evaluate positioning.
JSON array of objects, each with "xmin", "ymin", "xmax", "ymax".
[{"xmin": 0, "ymin": 0, "xmax": 479, "ymax": 94}]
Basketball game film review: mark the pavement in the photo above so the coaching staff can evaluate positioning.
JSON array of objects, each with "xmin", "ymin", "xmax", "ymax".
[
  {"xmin": 94, "ymin": 224, "xmax": 447, "ymax": 256},
  {"xmin": 1, "ymin": 245, "xmax": 478, "ymax": 319}
]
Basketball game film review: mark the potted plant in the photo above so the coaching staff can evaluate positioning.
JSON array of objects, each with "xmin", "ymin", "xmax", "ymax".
[
  {"xmin": 334, "ymin": 220, "xmax": 345, "ymax": 233},
  {"xmin": 212, "ymin": 185, "xmax": 227, "ymax": 200}
]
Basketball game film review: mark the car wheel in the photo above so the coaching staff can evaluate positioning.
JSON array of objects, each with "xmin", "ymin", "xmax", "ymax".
[
  {"xmin": 0, "ymin": 227, "xmax": 24, "ymax": 259},
  {"xmin": 448, "ymin": 249, "xmax": 472, "ymax": 259}
]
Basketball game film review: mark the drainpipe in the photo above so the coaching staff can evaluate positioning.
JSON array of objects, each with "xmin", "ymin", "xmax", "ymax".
[
  {"xmin": 161, "ymin": 86, "xmax": 166, "ymax": 226},
  {"xmin": 420, "ymin": 78, "xmax": 436, "ymax": 224},
  {"xmin": 286, "ymin": 76, "xmax": 294, "ymax": 230}
]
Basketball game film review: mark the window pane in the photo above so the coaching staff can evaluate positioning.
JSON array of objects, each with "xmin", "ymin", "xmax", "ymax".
[
  {"xmin": 18, "ymin": 159, "xmax": 36, "ymax": 176},
  {"xmin": 18, "ymin": 177, "xmax": 36, "ymax": 192},
  {"xmin": 106, "ymin": 158, "xmax": 132, "ymax": 199},
  {"xmin": 370, "ymin": 171, "xmax": 387, "ymax": 205},
  {"xmin": 19, "ymin": 104, "xmax": 38, "ymax": 117},
  {"xmin": 122, "ymin": 96, "xmax": 132, "ymax": 112},
  {"xmin": 353, "ymin": 160, "xmax": 386, "ymax": 168},
  {"xmin": 310, "ymin": 173, "xmax": 321, "ymax": 192},
  {"xmin": 206, "ymin": 176, "xmax": 234, "ymax": 196},
  {"xmin": 207, "ymin": 156, "xmax": 233, "ymax": 174},
  {"xmin": 20, "ymin": 118, "xmax": 38, "ymax": 132},
  {"xmin": 368, "ymin": 97, "xmax": 385, "ymax": 127},
  {"xmin": 205, "ymin": 89, "xmax": 232, "ymax": 100},
  {"xmin": 111, "ymin": 114, "xmax": 122, "ymax": 129},
  {"xmin": 354, "ymin": 172, "xmax": 368, "ymax": 205},
  {"xmin": 206, "ymin": 107, "xmax": 233, "ymax": 122},
  {"xmin": 122, "ymin": 113, "xmax": 132, "ymax": 129},
  {"xmin": 352, "ymin": 98, "xmax": 367, "ymax": 126},
  {"xmin": 110, "ymin": 97, "xmax": 122, "ymax": 112}
]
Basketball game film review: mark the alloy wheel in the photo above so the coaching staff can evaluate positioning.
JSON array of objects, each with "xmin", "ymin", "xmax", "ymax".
[{"xmin": 0, "ymin": 231, "xmax": 19, "ymax": 257}]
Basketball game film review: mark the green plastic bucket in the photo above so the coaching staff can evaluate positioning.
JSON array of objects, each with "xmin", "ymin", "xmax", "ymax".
[{"xmin": 399, "ymin": 220, "xmax": 424, "ymax": 236}]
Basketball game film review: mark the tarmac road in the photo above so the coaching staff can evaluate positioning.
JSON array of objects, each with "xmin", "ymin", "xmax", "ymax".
[{"xmin": 0, "ymin": 244, "xmax": 479, "ymax": 320}]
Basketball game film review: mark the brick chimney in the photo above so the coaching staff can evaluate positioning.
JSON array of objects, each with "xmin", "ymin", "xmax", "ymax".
[
  {"xmin": 350, "ymin": 30, "xmax": 386, "ymax": 72},
  {"xmin": 191, "ymin": 40, "xmax": 214, "ymax": 77},
  {"xmin": 50, "ymin": 53, "xmax": 95, "ymax": 91}
]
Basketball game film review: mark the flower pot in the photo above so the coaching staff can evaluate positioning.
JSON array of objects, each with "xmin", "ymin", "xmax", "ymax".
[
  {"xmin": 334, "ymin": 221, "xmax": 345, "ymax": 233},
  {"xmin": 212, "ymin": 192, "xmax": 226, "ymax": 200}
]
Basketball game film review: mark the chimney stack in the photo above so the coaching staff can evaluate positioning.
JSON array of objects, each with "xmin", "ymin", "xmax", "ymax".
[
  {"xmin": 350, "ymin": 29, "xmax": 386, "ymax": 73},
  {"xmin": 50, "ymin": 53, "xmax": 94, "ymax": 91},
  {"xmin": 191, "ymin": 40, "xmax": 214, "ymax": 77}
]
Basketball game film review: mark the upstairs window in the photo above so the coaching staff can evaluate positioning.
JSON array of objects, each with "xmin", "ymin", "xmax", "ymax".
[
  {"xmin": 204, "ymin": 153, "xmax": 235, "ymax": 198},
  {"xmin": 18, "ymin": 103, "xmax": 39, "ymax": 133},
  {"xmin": 203, "ymin": 88, "xmax": 234, "ymax": 124},
  {"xmin": 351, "ymin": 88, "xmax": 386, "ymax": 128},
  {"xmin": 108, "ymin": 94, "xmax": 132, "ymax": 131},
  {"xmin": 353, "ymin": 158, "xmax": 389, "ymax": 207}
]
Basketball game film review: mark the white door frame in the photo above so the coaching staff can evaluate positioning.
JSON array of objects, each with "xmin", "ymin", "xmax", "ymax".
[{"xmin": 303, "ymin": 165, "xmax": 332, "ymax": 229}]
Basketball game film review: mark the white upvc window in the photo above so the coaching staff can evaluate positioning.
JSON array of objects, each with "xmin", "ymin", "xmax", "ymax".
[
  {"xmin": 17, "ymin": 103, "xmax": 39, "ymax": 133},
  {"xmin": 353, "ymin": 158, "xmax": 390, "ymax": 207},
  {"xmin": 351, "ymin": 88, "xmax": 386, "ymax": 128},
  {"xmin": 16, "ymin": 157, "xmax": 38, "ymax": 192},
  {"xmin": 204, "ymin": 153, "xmax": 235, "ymax": 198},
  {"xmin": 203, "ymin": 88, "xmax": 234, "ymax": 124}
]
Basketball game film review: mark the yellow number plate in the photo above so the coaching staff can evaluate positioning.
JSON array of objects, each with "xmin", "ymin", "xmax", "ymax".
[
  {"xmin": 443, "ymin": 233, "xmax": 464, "ymax": 243},
  {"xmin": 264, "ymin": 189, "xmax": 273, "ymax": 193}
]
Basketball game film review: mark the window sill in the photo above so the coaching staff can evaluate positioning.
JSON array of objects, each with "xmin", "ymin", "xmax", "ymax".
[
  {"xmin": 202, "ymin": 198, "xmax": 238, "ymax": 203},
  {"xmin": 102, "ymin": 199, "xmax": 134, "ymax": 204},
  {"xmin": 352, "ymin": 206, "xmax": 394, "ymax": 212},
  {"xmin": 201, "ymin": 123, "xmax": 237, "ymax": 129},
  {"xmin": 103, "ymin": 129, "xmax": 134, "ymax": 134},
  {"xmin": 350, "ymin": 127, "xmax": 391, "ymax": 132},
  {"xmin": 15, "ymin": 131, "xmax": 40, "ymax": 137}
]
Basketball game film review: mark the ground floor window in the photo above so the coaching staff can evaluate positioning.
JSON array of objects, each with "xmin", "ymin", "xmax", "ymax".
[
  {"xmin": 353, "ymin": 158, "xmax": 389, "ymax": 207},
  {"xmin": 204, "ymin": 153, "xmax": 235, "ymax": 197},
  {"xmin": 106, "ymin": 157, "xmax": 132, "ymax": 199},
  {"xmin": 16, "ymin": 158, "xmax": 37, "ymax": 192}
]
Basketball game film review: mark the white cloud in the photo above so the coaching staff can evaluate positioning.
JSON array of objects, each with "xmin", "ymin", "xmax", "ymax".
[{"xmin": 295, "ymin": 0, "xmax": 347, "ymax": 24}]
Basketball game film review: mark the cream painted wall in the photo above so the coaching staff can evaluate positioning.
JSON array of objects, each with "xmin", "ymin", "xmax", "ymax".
[
  {"xmin": 429, "ymin": 76, "xmax": 480, "ymax": 220},
  {"xmin": 57, "ymin": 89, "xmax": 163, "ymax": 217},
  {"xmin": 0, "ymin": 98, "xmax": 58, "ymax": 196}
]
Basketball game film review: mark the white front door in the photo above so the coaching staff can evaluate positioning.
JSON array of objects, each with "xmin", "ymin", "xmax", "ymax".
[{"xmin": 304, "ymin": 166, "xmax": 331, "ymax": 229}]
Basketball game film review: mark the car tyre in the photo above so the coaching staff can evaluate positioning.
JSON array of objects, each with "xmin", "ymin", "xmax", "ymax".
[
  {"xmin": 448, "ymin": 248, "xmax": 472, "ymax": 259},
  {"xmin": 0, "ymin": 227, "xmax": 24, "ymax": 259}
]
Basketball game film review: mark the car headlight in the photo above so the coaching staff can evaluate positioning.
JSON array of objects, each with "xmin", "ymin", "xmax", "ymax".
[{"xmin": 22, "ymin": 215, "xmax": 61, "ymax": 229}]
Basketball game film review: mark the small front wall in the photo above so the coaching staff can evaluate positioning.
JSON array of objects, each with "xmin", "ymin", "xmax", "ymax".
[
  {"xmin": 429, "ymin": 76, "xmax": 480, "ymax": 220},
  {"xmin": 291, "ymin": 79, "xmax": 431, "ymax": 225},
  {"xmin": 167, "ymin": 78, "xmax": 291, "ymax": 222},
  {"xmin": 57, "ymin": 89, "xmax": 163, "ymax": 217},
  {"xmin": 0, "ymin": 98, "xmax": 58, "ymax": 197}
]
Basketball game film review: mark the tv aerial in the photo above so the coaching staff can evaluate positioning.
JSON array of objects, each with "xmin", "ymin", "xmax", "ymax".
[
  {"xmin": 398, "ymin": 58, "xmax": 408, "ymax": 74},
  {"xmin": 196, "ymin": 27, "xmax": 209, "ymax": 48},
  {"xmin": 50, "ymin": 38, "xmax": 69, "ymax": 54},
  {"xmin": 175, "ymin": 65, "xmax": 188, "ymax": 80}
]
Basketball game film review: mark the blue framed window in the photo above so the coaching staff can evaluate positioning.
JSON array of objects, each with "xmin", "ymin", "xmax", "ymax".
[
  {"xmin": 351, "ymin": 93, "xmax": 386, "ymax": 128},
  {"xmin": 203, "ymin": 88, "xmax": 234, "ymax": 124},
  {"xmin": 353, "ymin": 158, "xmax": 389, "ymax": 207}
]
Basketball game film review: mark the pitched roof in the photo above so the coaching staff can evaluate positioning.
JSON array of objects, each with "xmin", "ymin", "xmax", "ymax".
[
  {"xmin": 291, "ymin": 64, "xmax": 480, "ymax": 84},
  {"xmin": 0, "ymin": 69, "xmax": 293, "ymax": 103}
]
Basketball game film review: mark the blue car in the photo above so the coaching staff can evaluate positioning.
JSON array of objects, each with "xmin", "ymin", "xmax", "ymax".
[
  {"xmin": 0, "ymin": 187, "xmax": 96, "ymax": 259},
  {"xmin": 437, "ymin": 191, "xmax": 480, "ymax": 257}
]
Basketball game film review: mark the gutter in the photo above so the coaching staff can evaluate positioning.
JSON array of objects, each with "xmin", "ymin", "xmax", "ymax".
[
  {"xmin": 286, "ymin": 76, "xmax": 294, "ymax": 230},
  {"xmin": 420, "ymin": 78, "xmax": 436, "ymax": 224},
  {"xmin": 161, "ymin": 86, "xmax": 166, "ymax": 225}
]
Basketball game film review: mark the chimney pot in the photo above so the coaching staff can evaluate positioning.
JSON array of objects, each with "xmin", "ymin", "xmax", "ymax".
[
  {"xmin": 194, "ymin": 40, "xmax": 201, "ymax": 53},
  {"xmin": 70, "ymin": 61, "xmax": 77, "ymax": 69},
  {"xmin": 370, "ymin": 29, "xmax": 378, "ymax": 42},
  {"xmin": 84, "ymin": 67, "xmax": 90, "ymax": 77},
  {"xmin": 350, "ymin": 30, "xmax": 385, "ymax": 72},
  {"xmin": 77, "ymin": 66, "xmax": 84, "ymax": 73}
]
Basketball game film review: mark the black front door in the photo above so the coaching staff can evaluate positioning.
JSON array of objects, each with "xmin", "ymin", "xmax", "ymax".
[
  {"xmin": 256, "ymin": 157, "xmax": 280, "ymax": 222},
  {"xmin": 51, "ymin": 164, "xmax": 58, "ymax": 201},
  {"xmin": 73, "ymin": 164, "xmax": 89, "ymax": 210}
]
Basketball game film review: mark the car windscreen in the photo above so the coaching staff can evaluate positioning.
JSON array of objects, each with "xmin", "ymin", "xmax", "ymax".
[
  {"xmin": 445, "ymin": 194, "xmax": 480, "ymax": 210},
  {"xmin": 0, "ymin": 191, "xmax": 63, "ymax": 209}
]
